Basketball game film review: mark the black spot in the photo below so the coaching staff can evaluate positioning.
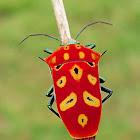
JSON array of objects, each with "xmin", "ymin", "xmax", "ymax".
[
  {"xmin": 87, "ymin": 62, "xmax": 93, "ymax": 66},
  {"xmin": 91, "ymin": 78, "xmax": 94, "ymax": 81},
  {"xmin": 66, "ymin": 98, "xmax": 74, "ymax": 104},
  {"xmin": 82, "ymin": 119, "xmax": 84, "ymax": 123},
  {"xmin": 56, "ymin": 64, "xmax": 62, "ymax": 69},
  {"xmin": 87, "ymin": 97, "xmax": 93, "ymax": 101},
  {"xmin": 59, "ymin": 80, "xmax": 63, "ymax": 84},
  {"xmin": 74, "ymin": 68, "xmax": 78, "ymax": 74}
]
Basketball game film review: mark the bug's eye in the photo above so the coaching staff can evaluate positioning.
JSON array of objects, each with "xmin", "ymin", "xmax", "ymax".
[{"xmin": 59, "ymin": 47, "xmax": 63, "ymax": 49}]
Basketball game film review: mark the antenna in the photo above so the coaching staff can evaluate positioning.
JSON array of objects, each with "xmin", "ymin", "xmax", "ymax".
[
  {"xmin": 19, "ymin": 33, "xmax": 62, "ymax": 45},
  {"xmin": 75, "ymin": 21, "xmax": 112, "ymax": 40}
]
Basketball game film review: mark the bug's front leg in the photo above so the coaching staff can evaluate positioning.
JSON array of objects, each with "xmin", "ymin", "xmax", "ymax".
[
  {"xmin": 85, "ymin": 43, "xmax": 96, "ymax": 49},
  {"xmin": 100, "ymin": 85, "xmax": 113, "ymax": 103},
  {"xmin": 44, "ymin": 48, "xmax": 54, "ymax": 54},
  {"xmin": 47, "ymin": 94, "xmax": 60, "ymax": 118}
]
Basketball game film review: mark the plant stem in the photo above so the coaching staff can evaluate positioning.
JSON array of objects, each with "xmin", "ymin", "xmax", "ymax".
[{"xmin": 51, "ymin": 0, "xmax": 71, "ymax": 41}]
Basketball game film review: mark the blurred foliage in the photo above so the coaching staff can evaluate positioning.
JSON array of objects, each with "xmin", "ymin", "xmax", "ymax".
[{"xmin": 0, "ymin": 0, "xmax": 140, "ymax": 140}]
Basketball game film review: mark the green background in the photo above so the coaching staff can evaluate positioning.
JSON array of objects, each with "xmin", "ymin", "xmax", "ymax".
[{"xmin": 0, "ymin": 0, "xmax": 140, "ymax": 140}]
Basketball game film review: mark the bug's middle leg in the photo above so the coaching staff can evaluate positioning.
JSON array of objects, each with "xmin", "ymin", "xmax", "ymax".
[
  {"xmin": 99, "ymin": 76, "xmax": 106, "ymax": 83},
  {"xmin": 47, "ymin": 94, "xmax": 60, "ymax": 118}
]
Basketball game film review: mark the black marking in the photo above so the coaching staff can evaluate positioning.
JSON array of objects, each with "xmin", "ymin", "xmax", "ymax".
[
  {"xmin": 82, "ymin": 119, "xmax": 84, "ymax": 123},
  {"xmin": 74, "ymin": 68, "xmax": 78, "ymax": 74},
  {"xmin": 87, "ymin": 97, "xmax": 93, "ymax": 101},
  {"xmin": 66, "ymin": 98, "xmax": 74, "ymax": 104},
  {"xmin": 56, "ymin": 64, "xmax": 62, "ymax": 69},
  {"xmin": 87, "ymin": 62, "xmax": 93, "ymax": 66},
  {"xmin": 55, "ymin": 60, "xmax": 93, "ymax": 66},
  {"xmin": 100, "ymin": 77, "xmax": 106, "ymax": 83},
  {"xmin": 91, "ymin": 78, "xmax": 94, "ymax": 81},
  {"xmin": 59, "ymin": 80, "xmax": 63, "ymax": 84}
]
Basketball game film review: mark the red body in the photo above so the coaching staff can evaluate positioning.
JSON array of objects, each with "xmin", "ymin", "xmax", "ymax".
[{"xmin": 45, "ymin": 44, "xmax": 102, "ymax": 139}]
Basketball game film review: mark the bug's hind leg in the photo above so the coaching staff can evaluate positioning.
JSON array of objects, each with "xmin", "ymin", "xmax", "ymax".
[
  {"xmin": 85, "ymin": 43, "xmax": 96, "ymax": 49},
  {"xmin": 99, "ymin": 76, "xmax": 106, "ymax": 83},
  {"xmin": 47, "ymin": 94, "xmax": 60, "ymax": 118},
  {"xmin": 100, "ymin": 86, "xmax": 113, "ymax": 103},
  {"xmin": 46, "ymin": 85, "xmax": 60, "ymax": 118}
]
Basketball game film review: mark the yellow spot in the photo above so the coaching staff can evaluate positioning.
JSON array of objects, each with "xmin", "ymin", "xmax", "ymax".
[
  {"xmin": 56, "ymin": 76, "xmax": 66, "ymax": 88},
  {"xmin": 64, "ymin": 45, "xmax": 69, "ymax": 50},
  {"xmin": 60, "ymin": 92, "xmax": 77, "ymax": 111},
  {"xmin": 87, "ymin": 74, "xmax": 97, "ymax": 85},
  {"xmin": 91, "ymin": 53, "xmax": 96, "ymax": 60},
  {"xmin": 51, "ymin": 56, "xmax": 56, "ymax": 63},
  {"xmin": 78, "ymin": 114, "xmax": 88, "ymax": 128},
  {"xmin": 79, "ymin": 51, "xmax": 85, "ymax": 59},
  {"xmin": 64, "ymin": 53, "xmax": 69, "ymax": 60},
  {"xmin": 70, "ymin": 65, "xmax": 83, "ymax": 81},
  {"xmin": 83, "ymin": 91, "xmax": 100, "ymax": 107},
  {"xmin": 75, "ymin": 44, "xmax": 81, "ymax": 49}
]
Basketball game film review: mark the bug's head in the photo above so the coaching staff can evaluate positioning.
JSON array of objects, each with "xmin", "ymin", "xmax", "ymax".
[{"xmin": 60, "ymin": 38, "xmax": 80, "ymax": 46}]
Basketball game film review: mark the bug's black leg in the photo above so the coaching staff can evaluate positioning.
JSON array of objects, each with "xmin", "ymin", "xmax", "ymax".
[
  {"xmin": 44, "ymin": 48, "xmax": 54, "ymax": 54},
  {"xmin": 100, "ymin": 85, "xmax": 113, "ymax": 103},
  {"xmin": 99, "ymin": 76, "xmax": 106, "ymax": 83},
  {"xmin": 85, "ymin": 43, "xmax": 96, "ymax": 49},
  {"xmin": 46, "ymin": 85, "xmax": 54, "ymax": 97},
  {"xmin": 48, "ymin": 94, "xmax": 60, "ymax": 118}
]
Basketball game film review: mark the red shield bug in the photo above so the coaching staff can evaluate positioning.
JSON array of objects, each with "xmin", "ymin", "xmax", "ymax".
[{"xmin": 20, "ymin": 21, "xmax": 113, "ymax": 139}]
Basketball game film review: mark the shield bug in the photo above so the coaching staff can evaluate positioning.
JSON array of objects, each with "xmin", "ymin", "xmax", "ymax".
[{"xmin": 20, "ymin": 21, "xmax": 113, "ymax": 139}]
